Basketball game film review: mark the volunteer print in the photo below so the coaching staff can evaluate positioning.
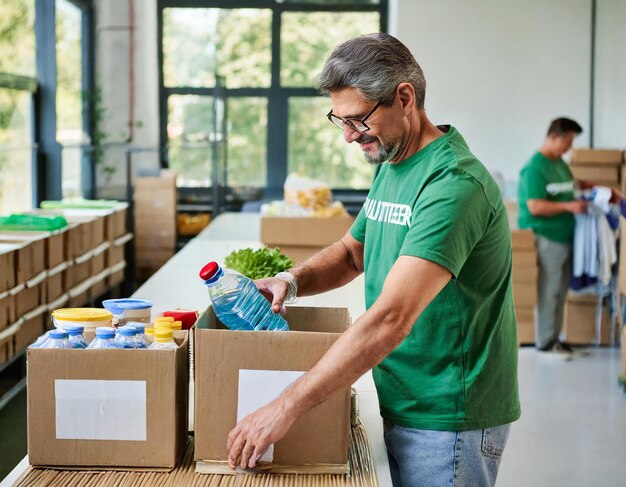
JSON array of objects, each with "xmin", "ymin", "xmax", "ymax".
[{"xmin": 363, "ymin": 198, "xmax": 412, "ymax": 227}]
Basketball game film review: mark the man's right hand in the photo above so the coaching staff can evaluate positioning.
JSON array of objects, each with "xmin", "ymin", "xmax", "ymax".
[
  {"xmin": 254, "ymin": 277, "xmax": 290, "ymax": 315},
  {"xmin": 568, "ymin": 200, "xmax": 588, "ymax": 214}
]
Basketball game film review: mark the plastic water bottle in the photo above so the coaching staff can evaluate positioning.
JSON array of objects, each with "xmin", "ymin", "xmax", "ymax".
[
  {"xmin": 65, "ymin": 325, "xmax": 88, "ymax": 349},
  {"xmin": 87, "ymin": 327, "xmax": 120, "ymax": 349},
  {"xmin": 40, "ymin": 330, "xmax": 71, "ymax": 349},
  {"xmin": 199, "ymin": 262, "xmax": 289, "ymax": 331},
  {"xmin": 116, "ymin": 326, "xmax": 140, "ymax": 349},
  {"xmin": 148, "ymin": 328, "xmax": 178, "ymax": 350},
  {"xmin": 128, "ymin": 322, "xmax": 148, "ymax": 348}
]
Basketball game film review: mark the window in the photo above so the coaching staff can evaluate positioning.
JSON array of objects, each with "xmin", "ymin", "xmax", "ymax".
[
  {"xmin": 0, "ymin": 0, "xmax": 36, "ymax": 213},
  {"xmin": 56, "ymin": 0, "xmax": 89, "ymax": 198},
  {"xmin": 159, "ymin": 0, "xmax": 387, "ymax": 206}
]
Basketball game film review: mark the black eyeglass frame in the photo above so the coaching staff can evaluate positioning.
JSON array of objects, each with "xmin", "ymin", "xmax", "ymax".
[{"xmin": 326, "ymin": 99, "xmax": 385, "ymax": 134}]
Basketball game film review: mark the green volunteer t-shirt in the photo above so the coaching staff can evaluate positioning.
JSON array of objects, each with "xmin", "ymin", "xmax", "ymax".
[
  {"xmin": 350, "ymin": 126, "xmax": 520, "ymax": 431},
  {"xmin": 517, "ymin": 152, "xmax": 575, "ymax": 242}
]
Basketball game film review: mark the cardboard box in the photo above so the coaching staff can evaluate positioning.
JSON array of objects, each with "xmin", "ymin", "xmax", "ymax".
[
  {"xmin": 0, "ymin": 235, "xmax": 46, "ymax": 284},
  {"xmin": 569, "ymin": 164, "xmax": 620, "ymax": 182},
  {"xmin": 92, "ymin": 243, "xmax": 109, "ymax": 276},
  {"xmin": 67, "ymin": 279, "xmax": 92, "ymax": 308},
  {"xmin": 0, "ymin": 243, "xmax": 18, "ymax": 293},
  {"xmin": 107, "ymin": 233, "xmax": 132, "ymax": 267},
  {"xmin": 512, "ymin": 281, "xmax": 537, "ymax": 307},
  {"xmin": 15, "ymin": 275, "xmax": 46, "ymax": 317},
  {"xmin": 570, "ymin": 148, "xmax": 623, "ymax": 165},
  {"xmin": 90, "ymin": 269, "xmax": 110, "ymax": 300},
  {"xmin": 27, "ymin": 331, "xmax": 189, "ymax": 469},
  {"xmin": 14, "ymin": 306, "xmax": 47, "ymax": 352},
  {"xmin": 107, "ymin": 261, "xmax": 127, "ymax": 288},
  {"xmin": 0, "ymin": 291, "xmax": 15, "ymax": 331},
  {"xmin": 134, "ymin": 172, "xmax": 177, "ymax": 218},
  {"xmin": 515, "ymin": 306, "xmax": 535, "ymax": 345},
  {"xmin": 260, "ymin": 216, "xmax": 354, "ymax": 263},
  {"xmin": 134, "ymin": 222, "xmax": 176, "ymax": 249},
  {"xmin": 511, "ymin": 260, "xmax": 539, "ymax": 285},
  {"xmin": 511, "ymin": 250, "xmax": 536, "ymax": 269},
  {"xmin": 66, "ymin": 256, "xmax": 92, "ymax": 290},
  {"xmin": 111, "ymin": 204, "xmax": 129, "ymax": 239},
  {"xmin": 563, "ymin": 294, "xmax": 618, "ymax": 345},
  {"xmin": 622, "ymin": 328, "xmax": 626, "ymax": 380},
  {"xmin": 194, "ymin": 306, "xmax": 351, "ymax": 474},
  {"xmin": 511, "ymin": 230, "xmax": 534, "ymax": 251},
  {"xmin": 46, "ymin": 263, "xmax": 68, "ymax": 302}
]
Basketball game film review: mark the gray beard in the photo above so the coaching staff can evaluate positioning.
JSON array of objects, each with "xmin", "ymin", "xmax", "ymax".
[{"xmin": 362, "ymin": 139, "xmax": 402, "ymax": 165}]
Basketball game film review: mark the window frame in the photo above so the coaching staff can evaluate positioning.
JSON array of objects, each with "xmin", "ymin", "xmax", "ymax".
[{"xmin": 157, "ymin": 0, "xmax": 388, "ymax": 210}]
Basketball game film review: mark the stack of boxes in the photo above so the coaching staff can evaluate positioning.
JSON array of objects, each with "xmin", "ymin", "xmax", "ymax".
[
  {"xmin": 562, "ymin": 293, "xmax": 617, "ymax": 345},
  {"xmin": 0, "ymin": 204, "xmax": 130, "ymax": 366},
  {"xmin": 134, "ymin": 170, "xmax": 177, "ymax": 280},
  {"xmin": 569, "ymin": 149, "xmax": 623, "ymax": 192},
  {"xmin": 511, "ymin": 229, "xmax": 537, "ymax": 344},
  {"xmin": 564, "ymin": 148, "xmax": 625, "ymax": 346}
]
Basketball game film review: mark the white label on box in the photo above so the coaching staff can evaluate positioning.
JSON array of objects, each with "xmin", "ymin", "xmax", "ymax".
[
  {"xmin": 237, "ymin": 369, "xmax": 305, "ymax": 463},
  {"xmin": 55, "ymin": 379, "xmax": 147, "ymax": 441}
]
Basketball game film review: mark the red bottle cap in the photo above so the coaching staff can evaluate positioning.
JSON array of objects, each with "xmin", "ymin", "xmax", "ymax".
[
  {"xmin": 163, "ymin": 309, "xmax": 198, "ymax": 330},
  {"xmin": 199, "ymin": 261, "xmax": 219, "ymax": 281}
]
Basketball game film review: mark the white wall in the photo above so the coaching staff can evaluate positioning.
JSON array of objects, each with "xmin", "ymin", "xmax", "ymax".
[
  {"xmin": 594, "ymin": 0, "xmax": 626, "ymax": 148},
  {"xmin": 95, "ymin": 0, "xmax": 160, "ymax": 197},
  {"xmin": 396, "ymin": 0, "xmax": 596, "ymax": 190}
]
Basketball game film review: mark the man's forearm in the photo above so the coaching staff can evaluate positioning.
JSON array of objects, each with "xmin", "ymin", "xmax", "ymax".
[
  {"xmin": 527, "ymin": 199, "xmax": 575, "ymax": 216},
  {"xmin": 290, "ymin": 238, "xmax": 362, "ymax": 296}
]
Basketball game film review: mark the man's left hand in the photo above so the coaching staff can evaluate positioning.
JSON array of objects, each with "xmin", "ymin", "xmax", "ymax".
[{"xmin": 227, "ymin": 398, "xmax": 297, "ymax": 469}]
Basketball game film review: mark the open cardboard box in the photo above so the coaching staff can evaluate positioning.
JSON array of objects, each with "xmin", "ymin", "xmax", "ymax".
[
  {"xmin": 27, "ymin": 330, "xmax": 189, "ymax": 470},
  {"xmin": 194, "ymin": 305, "xmax": 352, "ymax": 475},
  {"xmin": 260, "ymin": 215, "xmax": 354, "ymax": 263}
]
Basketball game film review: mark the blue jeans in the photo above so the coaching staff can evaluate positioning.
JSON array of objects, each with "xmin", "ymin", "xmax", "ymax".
[{"xmin": 383, "ymin": 420, "xmax": 511, "ymax": 487}]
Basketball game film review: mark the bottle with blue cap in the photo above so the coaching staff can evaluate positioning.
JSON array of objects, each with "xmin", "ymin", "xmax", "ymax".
[
  {"xmin": 127, "ymin": 321, "xmax": 148, "ymax": 348},
  {"xmin": 199, "ymin": 261, "xmax": 289, "ymax": 331},
  {"xmin": 87, "ymin": 327, "xmax": 120, "ymax": 349},
  {"xmin": 115, "ymin": 326, "xmax": 141, "ymax": 349},
  {"xmin": 39, "ymin": 330, "xmax": 71, "ymax": 349},
  {"xmin": 65, "ymin": 325, "xmax": 88, "ymax": 349}
]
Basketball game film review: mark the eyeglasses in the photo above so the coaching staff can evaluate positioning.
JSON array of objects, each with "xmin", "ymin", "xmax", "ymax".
[{"xmin": 326, "ymin": 99, "xmax": 384, "ymax": 134}]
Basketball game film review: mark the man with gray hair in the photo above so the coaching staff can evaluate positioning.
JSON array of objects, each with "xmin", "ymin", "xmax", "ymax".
[{"xmin": 226, "ymin": 33, "xmax": 520, "ymax": 487}]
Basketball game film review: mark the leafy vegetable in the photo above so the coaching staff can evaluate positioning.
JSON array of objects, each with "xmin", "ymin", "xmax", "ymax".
[{"xmin": 224, "ymin": 247, "xmax": 294, "ymax": 280}]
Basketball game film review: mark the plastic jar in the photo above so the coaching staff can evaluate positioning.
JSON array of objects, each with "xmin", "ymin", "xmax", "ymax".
[
  {"xmin": 52, "ymin": 308, "xmax": 113, "ymax": 331},
  {"xmin": 102, "ymin": 298, "xmax": 153, "ymax": 326}
]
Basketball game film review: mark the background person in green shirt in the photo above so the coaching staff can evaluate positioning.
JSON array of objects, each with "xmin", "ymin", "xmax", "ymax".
[
  {"xmin": 226, "ymin": 33, "xmax": 520, "ymax": 487},
  {"xmin": 518, "ymin": 118, "xmax": 587, "ymax": 355}
]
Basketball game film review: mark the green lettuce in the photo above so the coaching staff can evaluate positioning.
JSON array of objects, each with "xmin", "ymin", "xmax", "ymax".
[{"xmin": 224, "ymin": 247, "xmax": 294, "ymax": 280}]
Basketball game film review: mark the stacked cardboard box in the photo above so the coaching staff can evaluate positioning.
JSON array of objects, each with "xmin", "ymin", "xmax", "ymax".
[
  {"xmin": 563, "ymin": 293, "xmax": 619, "ymax": 346},
  {"xmin": 511, "ymin": 230, "xmax": 537, "ymax": 345},
  {"xmin": 260, "ymin": 215, "xmax": 354, "ymax": 264},
  {"xmin": 0, "ymin": 204, "xmax": 131, "ymax": 365},
  {"xmin": 569, "ymin": 149, "xmax": 623, "ymax": 191},
  {"xmin": 134, "ymin": 171, "xmax": 177, "ymax": 280}
]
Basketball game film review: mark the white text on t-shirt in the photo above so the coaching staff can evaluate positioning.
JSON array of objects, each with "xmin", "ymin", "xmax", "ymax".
[{"xmin": 364, "ymin": 198, "xmax": 412, "ymax": 227}]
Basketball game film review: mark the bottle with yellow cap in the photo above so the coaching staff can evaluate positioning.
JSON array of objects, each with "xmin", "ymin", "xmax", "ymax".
[{"xmin": 148, "ymin": 328, "xmax": 178, "ymax": 350}]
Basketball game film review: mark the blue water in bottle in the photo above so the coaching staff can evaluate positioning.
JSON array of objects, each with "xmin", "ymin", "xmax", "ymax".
[{"xmin": 199, "ymin": 262, "xmax": 288, "ymax": 331}]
